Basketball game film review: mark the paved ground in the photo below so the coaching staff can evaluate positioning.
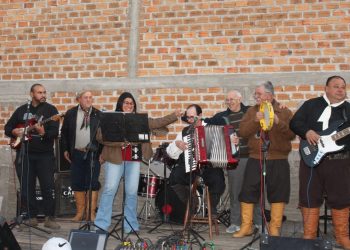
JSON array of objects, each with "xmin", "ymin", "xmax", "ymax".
[{"xmin": 10, "ymin": 215, "xmax": 344, "ymax": 250}]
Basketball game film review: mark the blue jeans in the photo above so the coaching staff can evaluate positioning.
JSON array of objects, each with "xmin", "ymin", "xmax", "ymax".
[{"xmin": 94, "ymin": 161, "xmax": 140, "ymax": 232}]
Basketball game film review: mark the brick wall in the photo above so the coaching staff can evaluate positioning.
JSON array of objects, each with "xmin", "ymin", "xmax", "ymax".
[
  {"xmin": 1, "ymin": 1, "xmax": 350, "ymax": 80},
  {"xmin": 0, "ymin": 0, "xmax": 130, "ymax": 80},
  {"xmin": 138, "ymin": 0, "xmax": 350, "ymax": 76}
]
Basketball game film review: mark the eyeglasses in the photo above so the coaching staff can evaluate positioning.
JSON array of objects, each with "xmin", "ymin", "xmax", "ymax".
[
  {"xmin": 123, "ymin": 101, "xmax": 134, "ymax": 106},
  {"xmin": 187, "ymin": 116, "xmax": 197, "ymax": 120},
  {"xmin": 225, "ymin": 98, "xmax": 240, "ymax": 104}
]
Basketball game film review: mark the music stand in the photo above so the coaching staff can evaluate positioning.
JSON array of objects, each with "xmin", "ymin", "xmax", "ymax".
[{"xmin": 100, "ymin": 112, "xmax": 150, "ymax": 242}]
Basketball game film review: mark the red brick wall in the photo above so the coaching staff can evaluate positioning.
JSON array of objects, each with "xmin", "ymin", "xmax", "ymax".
[
  {"xmin": 138, "ymin": 0, "xmax": 350, "ymax": 76},
  {"xmin": 1, "ymin": 1, "xmax": 350, "ymax": 80},
  {"xmin": 0, "ymin": 0, "xmax": 130, "ymax": 80}
]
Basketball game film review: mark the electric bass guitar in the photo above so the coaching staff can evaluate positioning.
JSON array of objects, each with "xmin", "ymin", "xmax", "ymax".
[
  {"xmin": 299, "ymin": 122, "xmax": 350, "ymax": 168},
  {"xmin": 10, "ymin": 113, "xmax": 64, "ymax": 149}
]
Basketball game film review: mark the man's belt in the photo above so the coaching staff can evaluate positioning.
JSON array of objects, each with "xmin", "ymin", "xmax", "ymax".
[
  {"xmin": 326, "ymin": 151, "xmax": 350, "ymax": 160},
  {"xmin": 75, "ymin": 147, "xmax": 87, "ymax": 153}
]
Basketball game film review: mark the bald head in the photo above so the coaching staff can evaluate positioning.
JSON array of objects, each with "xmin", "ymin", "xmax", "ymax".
[{"xmin": 225, "ymin": 90, "xmax": 242, "ymax": 112}]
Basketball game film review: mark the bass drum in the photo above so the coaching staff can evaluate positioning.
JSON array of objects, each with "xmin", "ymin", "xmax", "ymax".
[{"xmin": 155, "ymin": 182, "xmax": 201, "ymax": 224}]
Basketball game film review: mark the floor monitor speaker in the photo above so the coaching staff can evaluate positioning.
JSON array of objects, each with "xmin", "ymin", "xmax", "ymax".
[
  {"xmin": 260, "ymin": 234, "xmax": 332, "ymax": 250},
  {"xmin": 68, "ymin": 229, "xmax": 107, "ymax": 250}
]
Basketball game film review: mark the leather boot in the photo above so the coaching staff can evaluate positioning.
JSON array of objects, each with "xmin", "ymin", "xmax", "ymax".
[
  {"xmin": 332, "ymin": 208, "xmax": 350, "ymax": 250},
  {"xmin": 233, "ymin": 202, "xmax": 254, "ymax": 238},
  {"xmin": 71, "ymin": 191, "xmax": 86, "ymax": 222},
  {"xmin": 269, "ymin": 202, "xmax": 285, "ymax": 236},
  {"xmin": 90, "ymin": 191, "xmax": 98, "ymax": 221},
  {"xmin": 86, "ymin": 191, "xmax": 99, "ymax": 221},
  {"xmin": 301, "ymin": 207, "xmax": 320, "ymax": 239}
]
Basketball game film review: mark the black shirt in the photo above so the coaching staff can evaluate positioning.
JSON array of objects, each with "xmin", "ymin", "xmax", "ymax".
[
  {"xmin": 4, "ymin": 102, "xmax": 59, "ymax": 153},
  {"xmin": 290, "ymin": 97, "xmax": 350, "ymax": 151}
]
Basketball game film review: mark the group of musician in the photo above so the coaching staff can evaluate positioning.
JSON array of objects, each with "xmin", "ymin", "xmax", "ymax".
[{"xmin": 4, "ymin": 75, "xmax": 350, "ymax": 249}]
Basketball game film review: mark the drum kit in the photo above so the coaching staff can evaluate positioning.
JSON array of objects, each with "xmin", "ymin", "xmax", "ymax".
[
  {"xmin": 138, "ymin": 143, "xmax": 204, "ymax": 225},
  {"xmin": 137, "ymin": 143, "xmax": 173, "ymax": 222}
]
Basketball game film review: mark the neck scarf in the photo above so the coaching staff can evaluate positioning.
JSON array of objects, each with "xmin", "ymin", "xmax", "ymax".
[
  {"xmin": 80, "ymin": 107, "xmax": 91, "ymax": 130},
  {"xmin": 317, "ymin": 95, "xmax": 344, "ymax": 130}
]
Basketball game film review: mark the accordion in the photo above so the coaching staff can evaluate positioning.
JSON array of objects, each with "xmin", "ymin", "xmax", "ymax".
[
  {"xmin": 184, "ymin": 125, "xmax": 238, "ymax": 172},
  {"xmin": 121, "ymin": 144, "xmax": 142, "ymax": 161}
]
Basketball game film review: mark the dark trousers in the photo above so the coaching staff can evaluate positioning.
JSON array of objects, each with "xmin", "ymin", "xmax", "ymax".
[
  {"xmin": 169, "ymin": 165, "xmax": 226, "ymax": 213},
  {"xmin": 170, "ymin": 166, "xmax": 225, "ymax": 195},
  {"xmin": 16, "ymin": 151, "xmax": 56, "ymax": 217},
  {"xmin": 71, "ymin": 150, "xmax": 101, "ymax": 191},
  {"xmin": 239, "ymin": 158, "xmax": 290, "ymax": 204},
  {"xmin": 299, "ymin": 158, "xmax": 350, "ymax": 209}
]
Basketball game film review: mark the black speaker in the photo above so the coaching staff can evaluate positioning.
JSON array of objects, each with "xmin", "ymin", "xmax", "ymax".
[
  {"xmin": 55, "ymin": 136, "xmax": 71, "ymax": 173},
  {"xmin": 68, "ymin": 230, "xmax": 107, "ymax": 250},
  {"xmin": 54, "ymin": 173, "xmax": 76, "ymax": 216},
  {"xmin": 260, "ymin": 234, "xmax": 332, "ymax": 250},
  {"xmin": 0, "ymin": 217, "xmax": 21, "ymax": 250}
]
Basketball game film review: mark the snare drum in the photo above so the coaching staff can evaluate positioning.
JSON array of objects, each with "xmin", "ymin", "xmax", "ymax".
[{"xmin": 138, "ymin": 174, "xmax": 164, "ymax": 198}]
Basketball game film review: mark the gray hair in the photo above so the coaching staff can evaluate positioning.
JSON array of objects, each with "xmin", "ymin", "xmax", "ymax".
[
  {"xmin": 257, "ymin": 81, "xmax": 274, "ymax": 95},
  {"xmin": 227, "ymin": 90, "xmax": 242, "ymax": 98},
  {"xmin": 76, "ymin": 90, "xmax": 91, "ymax": 100}
]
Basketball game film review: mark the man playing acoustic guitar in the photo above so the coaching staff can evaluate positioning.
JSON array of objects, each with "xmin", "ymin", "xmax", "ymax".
[
  {"xmin": 290, "ymin": 75, "xmax": 350, "ymax": 250},
  {"xmin": 5, "ymin": 83, "xmax": 61, "ymax": 230}
]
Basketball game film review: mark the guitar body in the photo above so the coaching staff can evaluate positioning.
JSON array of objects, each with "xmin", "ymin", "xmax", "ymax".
[
  {"xmin": 9, "ymin": 113, "xmax": 64, "ymax": 150},
  {"xmin": 10, "ymin": 118, "xmax": 37, "ymax": 149},
  {"xmin": 300, "ymin": 122, "xmax": 345, "ymax": 168}
]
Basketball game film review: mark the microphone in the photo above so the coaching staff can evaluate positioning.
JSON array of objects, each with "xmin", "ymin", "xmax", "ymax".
[{"xmin": 26, "ymin": 99, "xmax": 31, "ymax": 110}]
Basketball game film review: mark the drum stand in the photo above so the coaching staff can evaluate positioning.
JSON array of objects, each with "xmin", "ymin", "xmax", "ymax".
[{"xmin": 138, "ymin": 160, "xmax": 157, "ymax": 222}]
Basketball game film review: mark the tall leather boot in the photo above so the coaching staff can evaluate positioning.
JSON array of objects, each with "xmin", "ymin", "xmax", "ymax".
[
  {"xmin": 269, "ymin": 202, "xmax": 285, "ymax": 236},
  {"xmin": 71, "ymin": 191, "xmax": 86, "ymax": 222},
  {"xmin": 233, "ymin": 202, "xmax": 254, "ymax": 238},
  {"xmin": 332, "ymin": 208, "xmax": 350, "ymax": 250},
  {"xmin": 86, "ymin": 191, "xmax": 99, "ymax": 221},
  {"xmin": 301, "ymin": 207, "xmax": 320, "ymax": 239},
  {"xmin": 90, "ymin": 191, "xmax": 98, "ymax": 221}
]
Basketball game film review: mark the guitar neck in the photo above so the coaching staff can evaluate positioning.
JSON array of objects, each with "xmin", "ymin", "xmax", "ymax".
[
  {"xmin": 332, "ymin": 127, "xmax": 350, "ymax": 141},
  {"xmin": 26, "ymin": 117, "xmax": 53, "ymax": 133}
]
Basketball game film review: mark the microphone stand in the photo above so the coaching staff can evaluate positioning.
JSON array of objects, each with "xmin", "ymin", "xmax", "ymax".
[
  {"xmin": 12, "ymin": 100, "xmax": 51, "ymax": 234},
  {"xmin": 79, "ymin": 115, "xmax": 102, "ymax": 231},
  {"xmin": 181, "ymin": 120, "xmax": 204, "ymax": 247},
  {"xmin": 240, "ymin": 130, "xmax": 270, "ymax": 250}
]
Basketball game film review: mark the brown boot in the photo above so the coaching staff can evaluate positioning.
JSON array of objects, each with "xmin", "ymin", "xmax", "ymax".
[
  {"xmin": 301, "ymin": 207, "xmax": 320, "ymax": 239},
  {"xmin": 233, "ymin": 202, "xmax": 254, "ymax": 238},
  {"xmin": 90, "ymin": 191, "xmax": 98, "ymax": 221},
  {"xmin": 332, "ymin": 208, "xmax": 350, "ymax": 250},
  {"xmin": 85, "ymin": 191, "xmax": 98, "ymax": 221},
  {"xmin": 269, "ymin": 202, "xmax": 285, "ymax": 236},
  {"xmin": 71, "ymin": 191, "xmax": 86, "ymax": 222}
]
